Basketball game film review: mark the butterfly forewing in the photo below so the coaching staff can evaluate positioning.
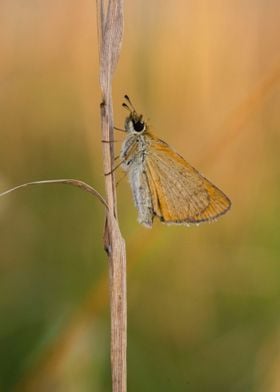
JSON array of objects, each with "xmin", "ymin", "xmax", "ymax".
[{"xmin": 144, "ymin": 135, "xmax": 231, "ymax": 224}]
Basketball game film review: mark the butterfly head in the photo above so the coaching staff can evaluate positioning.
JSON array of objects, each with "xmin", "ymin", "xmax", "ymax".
[{"xmin": 122, "ymin": 95, "xmax": 146, "ymax": 135}]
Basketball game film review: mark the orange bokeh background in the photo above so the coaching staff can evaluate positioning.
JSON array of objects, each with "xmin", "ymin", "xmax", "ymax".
[{"xmin": 0, "ymin": 1, "xmax": 280, "ymax": 391}]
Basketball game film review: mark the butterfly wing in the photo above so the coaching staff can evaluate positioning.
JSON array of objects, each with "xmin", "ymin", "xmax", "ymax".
[{"xmin": 144, "ymin": 135, "xmax": 231, "ymax": 224}]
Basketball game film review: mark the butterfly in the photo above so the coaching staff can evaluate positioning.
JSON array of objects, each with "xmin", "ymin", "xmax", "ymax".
[{"xmin": 117, "ymin": 95, "xmax": 231, "ymax": 228}]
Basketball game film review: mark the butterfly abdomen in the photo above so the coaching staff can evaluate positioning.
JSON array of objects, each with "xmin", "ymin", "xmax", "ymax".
[{"xmin": 128, "ymin": 162, "xmax": 154, "ymax": 228}]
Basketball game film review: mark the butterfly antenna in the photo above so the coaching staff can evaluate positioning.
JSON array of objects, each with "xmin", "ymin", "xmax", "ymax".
[
  {"xmin": 124, "ymin": 95, "xmax": 137, "ymax": 112},
  {"xmin": 122, "ymin": 103, "xmax": 131, "ymax": 112}
]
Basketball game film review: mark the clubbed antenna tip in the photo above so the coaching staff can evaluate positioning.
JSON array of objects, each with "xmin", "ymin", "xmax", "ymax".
[{"xmin": 123, "ymin": 95, "xmax": 136, "ymax": 112}]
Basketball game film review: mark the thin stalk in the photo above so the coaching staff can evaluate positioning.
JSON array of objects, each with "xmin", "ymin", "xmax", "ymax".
[{"xmin": 96, "ymin": 1, "xmax": 127, "ymax": 391}]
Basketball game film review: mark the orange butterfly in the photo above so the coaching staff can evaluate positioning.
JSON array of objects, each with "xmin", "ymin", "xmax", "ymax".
[{"xmin": 118, "ymin": 96, "xmax": 231, "ymax": 228}]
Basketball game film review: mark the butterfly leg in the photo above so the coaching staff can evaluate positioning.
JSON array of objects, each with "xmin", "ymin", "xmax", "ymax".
[
  {"xmin": 104, "ymin": 142, "xmax": 137, "ymax": 176},
  {"xmin": 104, "ymin": 159, "xmax": 127, "ymax": 176},
  {"xmin": 116, "ymin": 170, "xmax": 129, "ymax": 187},
  {"xmin": 114, "ymin": 126, "xmax": 126, "ymax": 133},
  {"xmin": 101, "ymin": 139, "xmax": 122, "ymax": 143}
]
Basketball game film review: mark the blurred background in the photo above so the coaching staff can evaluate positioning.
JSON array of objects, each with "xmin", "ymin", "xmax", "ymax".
[{"xmin": 0, "ymin": 1, "xmax": 280, "ymax": 391}]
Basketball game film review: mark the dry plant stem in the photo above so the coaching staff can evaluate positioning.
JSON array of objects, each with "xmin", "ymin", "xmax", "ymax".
[
  {"xmin": 97, "ymin": 1, "xmax": 127, "ymax": 391},
  {"xmin": 101, "ymin": 100, "xmax": 127, "ymax": 392}
]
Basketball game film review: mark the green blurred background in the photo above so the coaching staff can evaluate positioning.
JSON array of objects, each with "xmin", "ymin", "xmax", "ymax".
[{"xmin": 0, "ymin": 1, "xmax": 280, "ymax": 391}]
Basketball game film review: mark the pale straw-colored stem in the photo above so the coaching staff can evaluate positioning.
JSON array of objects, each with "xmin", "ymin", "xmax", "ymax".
[{"xmin": 96, "ymin": 0, "xmax": 127, "ymax": 391}]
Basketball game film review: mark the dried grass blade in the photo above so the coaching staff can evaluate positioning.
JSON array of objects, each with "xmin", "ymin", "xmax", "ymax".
[{"xmin": 0, "ymin": 179, "xmax": 108, "ymax": 209}]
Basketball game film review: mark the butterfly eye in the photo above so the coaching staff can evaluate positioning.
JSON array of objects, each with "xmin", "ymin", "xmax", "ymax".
[{"xmin": 133, "ymin": 120, "xmax": 145, "ymax": 132}]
